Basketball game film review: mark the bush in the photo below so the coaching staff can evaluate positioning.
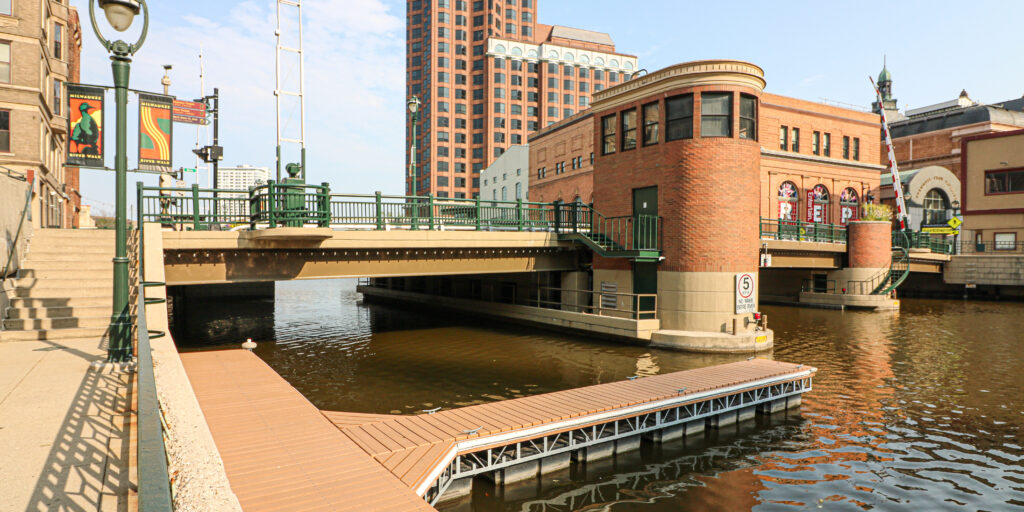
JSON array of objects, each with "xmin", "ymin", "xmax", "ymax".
[{"xmin": 860, "ymin": 203, "xmax": 893, "ymax": 221}]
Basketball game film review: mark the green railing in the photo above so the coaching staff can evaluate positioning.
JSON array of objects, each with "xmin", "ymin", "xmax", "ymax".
[
  {"xmin": 897, "ymin": 231, "xmax": 954, "ymax": 255},
  {"xmin": 132, "ymin": 221, "xmax": 174, "ymax": 510},
  {"xmin": 249, "ymin": 181, "xmax": 331, "ymax": 228},
  {"xmin": 138, "ymin": 184, "xmax": 662, "ymax": 259},
  {"xmin": 759, "ymin": 218, "xmax": 847, "ymax": 243},
  {"xmin": 328, "ymin": 193, "xmax": 555, "ymax": 231},
  {"xmin": 556, "ymin": 203, "xmax": 661, "ymax": 258}
]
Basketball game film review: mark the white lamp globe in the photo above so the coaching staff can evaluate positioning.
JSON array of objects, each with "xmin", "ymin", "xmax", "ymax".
[{"xmin": 98, "ymin": 0, "xmax": 141, "ymax": 32}]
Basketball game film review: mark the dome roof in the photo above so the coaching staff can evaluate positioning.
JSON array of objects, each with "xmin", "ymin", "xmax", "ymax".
[{"xmin": 878, "ymin": 65, "xmax": 892, "ymax": 83}]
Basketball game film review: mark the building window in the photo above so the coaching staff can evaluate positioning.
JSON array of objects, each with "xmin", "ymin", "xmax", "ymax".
[
  {"xmin": 665, "ymin": 94, "xmax": 693, "ymax": 141},
  {"xmin": 53, "ymin": 79, "xmax": 61, "ymax": 115},
  {"xmin": 621, "ymin": 108, "xmax": 637, "ymax": 151},
  {"xmin": 777, "ymin": 181, "xmax": 799, "ymax": 223},
  {"xmin": 791, "ymin": 127, "xmax": 799, "ymax": 152},
  {"xmin": 0, "ymin": 109, "xmax": 9, "ymax": 152},
  {"xmin": 823, "ymin": 133, "xmax": 831, "ymax": 157},
  {"xmin": 839, "ymin": 187, "xmax": 859, "ymax": 225},
  {"xmin": 812, "ymin": 131, "xmax": 820, "ymax": 155},
  {"xmin": 995, "ymin": 233, "xmax": 1017, "ymax": 251},
  {"xmin": 985, "ymin": 168, "xmax": 1024, "ymax": 194},
  {"xmin": 922, "ymin": 188, "xmax": 950, "ymax": 226},
  {"xmin": 502, "ymin": 186, "xmax": 507, "ymax": 201},
  {"xmin": 0, "ymin": 41, "xmax": 10, "ymax": 83},
  {"xmin": 54, "ymin": 23, "xmax": 62, "ymax": 60},
  {"xmin": 601, "ymin": 114, "xmax": 616, "ymax": 154},
  {"xmin": 843, "ymin": 136, "xmax": 850, "ymax": 159},
  {"xmin": 701, "ymin": 92, "xmax": 731, "ymax": 137},
  {"xmin": 739, "ymin": 95, "xmax": 757, "ymax": 140},
  {"xmin": 642, "ymin": 102, "xmax": 659, "ymax": 146},
  {"xmin": 515, "ymin": 182, "xmax": 522, "ymax": 199},
  {"xmin": 853, "ymin": 137, "xmax": 860, "ymax": 161},
  {"xmin": 779, "ymin": 126, "xmax": 788, "ymax": 151},
  {"xmin": 808, "ymin": 184, "xmax": 830, "ymax": 224}
]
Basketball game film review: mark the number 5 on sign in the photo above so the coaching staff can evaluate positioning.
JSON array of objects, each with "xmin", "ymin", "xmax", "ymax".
[{"xmin": 736, "ymin": 273, "xmax": 756, "ymax": 314}]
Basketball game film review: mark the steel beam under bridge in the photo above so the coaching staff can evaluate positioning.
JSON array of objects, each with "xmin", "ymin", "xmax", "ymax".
[{"xmin": 156, "ymin": 226, "xmax": 581, "ymax": 286}]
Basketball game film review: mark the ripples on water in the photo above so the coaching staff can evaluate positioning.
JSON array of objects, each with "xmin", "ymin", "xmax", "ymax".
[{"xmin": 173, "ymin": 279, "xmax": 1024, "ymax": 510}]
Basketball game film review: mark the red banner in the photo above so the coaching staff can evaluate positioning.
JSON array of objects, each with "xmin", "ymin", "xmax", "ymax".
[{"xmin": 173, "ymin": 99, "xmax": 208, "ymax": 125}]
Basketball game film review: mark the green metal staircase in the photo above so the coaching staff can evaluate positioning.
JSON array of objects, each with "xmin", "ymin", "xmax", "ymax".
[
  {"xmin": 555, "ymin": 203, "xmax": 662, "ymax": 262},
  {"xmin": 875, "ymin": 231, "xmax": 911, "ymax": 295}
]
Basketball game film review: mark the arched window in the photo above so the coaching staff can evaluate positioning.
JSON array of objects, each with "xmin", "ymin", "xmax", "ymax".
[
  {"xmin": 579, "ymin": 55, "xmax": 590, "ymax": 65},
  {"xmin": 594, "ymin": 56, "xmax": 605, "ymax": 66},
  {"xmin": 624, "ymin": 61, "xmax": 634, "ymax": 71},
  {"xmin": 494, "ymin": 44, "xmax": 506, "ymax": 55},
  {"xmin": 922, "ymin": 188, "xmax": 950, "ymax": 226},
  {"xmin": 527, "ymin": 49, "xmax": 538, "ymax": 59},
  {"xmin": 839, "ymin": 187, "xmax": 859, "ymax": 225},
  {"xmin": 547, "ymin": 50, "xmax": 559, "ymax": 59},
  {"xmin": 511, "ymin": 47, "xmax": 523, "ymax": 57},
  {"xmin": 609, "ymin": 58, "xmax": 620, "ymax": 68},
  {"xmin": 777, "ymin": 181, "xmax": 799, "ymax": 221},
  {"xmin": 564, "ymin": 52, "xmax": 574, "ymax": 63},
  {"xmin": 808, "ymin": 184, "xmax": 830, "ymax": 224}
]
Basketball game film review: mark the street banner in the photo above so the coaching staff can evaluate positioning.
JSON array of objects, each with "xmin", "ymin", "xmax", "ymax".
[
  {"xmin": 138, "ymin": 93, "xmax": 174, "ymax": 172},
  {"xmin": 173, "ymin": 99, "xmax": 208, "ymax": 125},
  {"xmin": 67, "ymin": 84, "xmax": 105, "ymax": 167}
]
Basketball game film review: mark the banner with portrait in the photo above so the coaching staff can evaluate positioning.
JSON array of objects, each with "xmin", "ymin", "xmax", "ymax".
[
  {"xmin": 67, "ymin": 84, "xmax": 105, "ymax": 167},
  {"xmin": 138, "ymin": 93, "xmax": 173, "ymax": 172}
]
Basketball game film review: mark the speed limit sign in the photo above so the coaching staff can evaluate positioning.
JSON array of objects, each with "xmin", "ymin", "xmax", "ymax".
[{"xmin": 735, "ymin": 273, "xmax": 756, "ymax": 313}]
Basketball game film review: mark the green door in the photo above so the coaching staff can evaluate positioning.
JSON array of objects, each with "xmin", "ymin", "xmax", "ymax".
[{"xmin": 633, "ymin": 187, "xmax": 658, "ymax": 250}]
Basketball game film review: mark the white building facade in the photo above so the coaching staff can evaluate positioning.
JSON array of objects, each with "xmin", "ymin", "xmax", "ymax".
[
  {"xmin": 216, "ymin": 165, "xmax": 270, "ymax": 220},
  {"xmin": 480, "ymin": 145, "xmax": 529, "ymax": 204}
]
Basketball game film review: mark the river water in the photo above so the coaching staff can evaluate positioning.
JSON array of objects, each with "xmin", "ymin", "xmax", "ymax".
[{"xmin": 172, "ymin": 279, "xmax": 1024, "ymax": 511}]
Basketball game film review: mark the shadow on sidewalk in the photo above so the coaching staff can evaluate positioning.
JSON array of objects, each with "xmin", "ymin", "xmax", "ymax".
[{"xmin": 23, "ymin": 359, "xmax": 136, "ymax": 512}]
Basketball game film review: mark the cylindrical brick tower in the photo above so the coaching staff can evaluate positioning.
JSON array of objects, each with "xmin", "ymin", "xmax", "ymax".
[
  {"xmin": 589, "ymin": 60, "xmax": 769, "ymax": 349},
  {"xmin": 847, "ymin": 221, "xmax": 893, "ymax": 269}
]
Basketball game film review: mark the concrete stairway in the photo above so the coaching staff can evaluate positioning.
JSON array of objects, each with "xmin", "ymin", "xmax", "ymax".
[{"xmin": 2, "ymin": 229, "xmax": 115, "ymax": 341}]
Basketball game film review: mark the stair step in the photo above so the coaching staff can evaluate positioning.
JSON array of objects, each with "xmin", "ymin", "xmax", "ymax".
[
  {"xmin": 4, "ymin": 305, "xmax": 110, "ymax": 319},
  {"xmin": 25, "ymin": 251, "xmax": 114, "ymax": 261},
  {"xmin": 31, "ymin": 229, "xmax": 116, "ymax": 238},
  {"xmin": 14, "ymin": 269, "xmax": 114, "ymax": 280},
  {"xmin": 18, "ymin": 260, "xmax": 111, "ymax": 271},
  {"xmin": 4, "ymin": 316, "xmax": 111, "ymax": 330},
  {"xmin": 14, "ymin": 279, "xmax": 112, "ymax": 290},
  {"xmin": 14, "ymin": 286, "xmax": 111, "ymax": 298},
  {"xmin": 0, "ymin": 326, "xmax": 109, "ymax": 342},
  {"xmin": 9, "ymin": 296, "xmax": 112, "ymax": 308}
]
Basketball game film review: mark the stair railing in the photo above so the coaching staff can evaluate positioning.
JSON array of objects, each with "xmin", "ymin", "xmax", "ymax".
[{"xmin": 2, "ymin": 173, "xmax": 33, "ymax": 286}]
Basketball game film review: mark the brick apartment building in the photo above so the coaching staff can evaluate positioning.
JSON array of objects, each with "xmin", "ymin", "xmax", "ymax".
[
  {"xmin": 405, "ymin": 0, "xmax": 637, "ymax": 199},
  {"xmin": 0, "ymin": 0, "xmax": 83, "ymax": 228},
  {"xmin": 530, "ymin": 65, "xmax": 884, "ymax": 229}
]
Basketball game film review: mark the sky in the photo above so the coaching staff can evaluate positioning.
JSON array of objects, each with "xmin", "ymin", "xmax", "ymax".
[{"xmin": 72, "ymin": 0, "xmax": 1024, "ymax": 215}]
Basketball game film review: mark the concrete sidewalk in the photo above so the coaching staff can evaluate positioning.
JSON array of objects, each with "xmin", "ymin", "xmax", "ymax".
[{"xmin": 0, "ymin": 338, "xmax": 136, "ymax": 512}]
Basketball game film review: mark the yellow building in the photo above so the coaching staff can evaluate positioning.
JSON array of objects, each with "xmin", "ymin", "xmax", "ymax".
[{"xmin": 961, "ymin": 128, "xmax": 1024, "ymax": 252}]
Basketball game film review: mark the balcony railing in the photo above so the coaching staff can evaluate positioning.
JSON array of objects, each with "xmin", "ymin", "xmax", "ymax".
[{"xmin": 759, "ymin": 218, "xmax": 847, "ymax": 243}]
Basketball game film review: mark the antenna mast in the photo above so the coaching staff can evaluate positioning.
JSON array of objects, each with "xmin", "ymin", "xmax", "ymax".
[{"xmin": 275, "ymin": 0, "xmax": 307, "ymax": 181}]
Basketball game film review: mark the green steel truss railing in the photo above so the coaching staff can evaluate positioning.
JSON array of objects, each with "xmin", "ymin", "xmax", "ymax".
[
  {"xmin": 759, "ymin": 217, "xmax": 847, "ymax": 243},
  {"xmin": 137, "ymin": 184, "xmax": 662, "ymax": 260}
]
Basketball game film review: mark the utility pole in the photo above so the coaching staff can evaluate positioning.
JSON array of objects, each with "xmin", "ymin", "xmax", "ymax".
[{"xmin": 192, "ymin": 88, "xmax": 222, "ymax": 222}]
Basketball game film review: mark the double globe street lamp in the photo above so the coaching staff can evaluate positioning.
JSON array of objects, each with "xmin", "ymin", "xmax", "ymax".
[{"xmin": 88, "ymin": 0, "xmax": 148, "ymax": 362}]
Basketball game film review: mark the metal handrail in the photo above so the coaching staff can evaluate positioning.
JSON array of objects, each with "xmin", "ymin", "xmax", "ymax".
[
  {"xmin": 534, "ymin": 286, "xmax": 658, "ymax": 320},
  {"xmin": 133, "ymin": 194, "xmax": 174, "ymax": 510},
  {"xmin": 801, "ymin": 279, "xmax": 837, "ymax": 293},
  {"xmin": 2, "ymin": 177, "xmax": 33, "ymax": 284}
]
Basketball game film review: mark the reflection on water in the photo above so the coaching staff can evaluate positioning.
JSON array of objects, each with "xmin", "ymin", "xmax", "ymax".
[{"xmin": 173, "ymin": 279, "xmax": 1024, "ymax": 510}]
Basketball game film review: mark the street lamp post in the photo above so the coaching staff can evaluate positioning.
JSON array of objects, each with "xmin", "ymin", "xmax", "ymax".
[
  {"xmin": 88, "ymin": 0, "xmax": 148, "ymax": 362},
  {"xmin": 407, "ymin": 95, "xmax": 421, "ymax": 230}
]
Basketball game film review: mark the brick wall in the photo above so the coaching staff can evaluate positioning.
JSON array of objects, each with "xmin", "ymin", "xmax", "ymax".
[
  {"xmin": 592, "ymin": 84, "xmax": 762, "ymax": 273},
  {"xmin": 529, "ymin": 112, "xmax": 595, "ymax": 202},
  {"xmin": 847, "ymin": 221, "xmax": 891, "ymax": 268}
]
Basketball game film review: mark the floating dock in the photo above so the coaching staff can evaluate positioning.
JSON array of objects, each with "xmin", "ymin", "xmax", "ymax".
[{"xmin": 181, "ymin": 351, "xmax": 815, "ymax": 510}]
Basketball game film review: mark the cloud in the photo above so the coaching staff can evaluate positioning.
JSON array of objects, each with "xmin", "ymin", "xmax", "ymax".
[{"xmin": 76, "ymin": 0, "xmax": 408, "ymax": 207}]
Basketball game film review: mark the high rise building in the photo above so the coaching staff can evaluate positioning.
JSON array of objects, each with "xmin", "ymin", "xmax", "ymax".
[
  {"xmin": 405, "ymin": 0, "xmax": 637, "ymax": 198},
  {"xmin": 216, "ymin": 165, "xmax": 270, "ymax": 218},
  {"xmin": 0, "ymin": 1, "xmax": 83, "ymax": 228}
]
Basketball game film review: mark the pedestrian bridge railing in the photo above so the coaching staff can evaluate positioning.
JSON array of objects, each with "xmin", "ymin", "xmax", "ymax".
[{"xmin": 137, "ymin": 183, "xmax": 662, "ymax": 260}]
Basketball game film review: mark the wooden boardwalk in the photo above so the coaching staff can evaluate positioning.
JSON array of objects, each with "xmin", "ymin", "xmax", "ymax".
[
  {"xmin": 180, "ymin": 350, "xmax": 433, "ymax": 512},
  {"xmin": 182, "ymin": 350, "xmax": 814, "ymax": 511}
]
